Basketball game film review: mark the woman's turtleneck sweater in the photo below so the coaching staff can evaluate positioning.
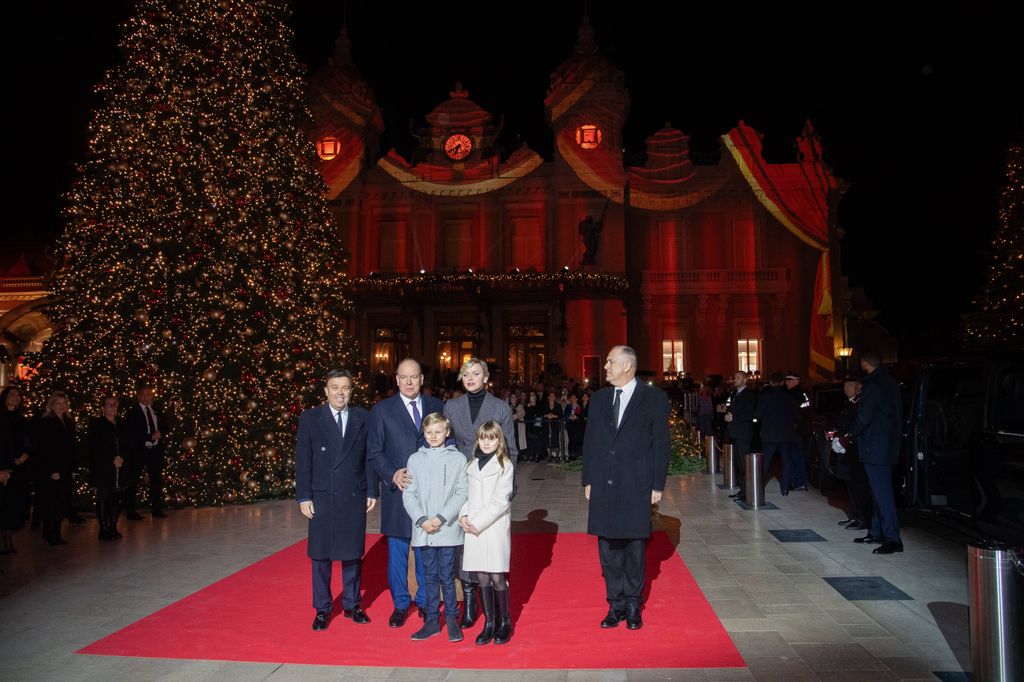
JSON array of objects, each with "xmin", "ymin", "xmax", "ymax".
[{"xmin": 468, "ymin": 387, "xmax": 486, "ymax": 423}]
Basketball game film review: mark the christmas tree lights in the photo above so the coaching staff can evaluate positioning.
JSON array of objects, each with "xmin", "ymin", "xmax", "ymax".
[
  {"xmin": 27, "ymin": 0, "xmax": 358, "ymax": 506},
  {"xmin": 964, "ymin": 144, "xmax": 1023, "ymax": 350}
]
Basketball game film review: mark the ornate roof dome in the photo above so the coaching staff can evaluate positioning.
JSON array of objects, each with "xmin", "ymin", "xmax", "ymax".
[
  {"xmin": 425, "ymin": 83, "xmax": 493, "ymax": 130},
  {"xmin": 307, "ymin": 24, "xmax": 383, "ymax": 132},
  {"xmin": 545, "ymin": 13, "xmax": 628, "ymax": 121}
]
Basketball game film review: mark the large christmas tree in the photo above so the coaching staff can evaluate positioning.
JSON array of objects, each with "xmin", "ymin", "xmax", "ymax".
[
  {"xmin": 30, "ymin": 0, "xmax": 357, "ymax": 505},
  {"xmin": 964, "ymin": 143, "xmax": 1023, "ymax": 350}
]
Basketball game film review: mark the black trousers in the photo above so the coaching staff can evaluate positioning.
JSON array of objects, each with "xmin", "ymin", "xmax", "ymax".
[
  {"xmin": 598, "ymin": 536, "xmax": 646, "ymax": 611},
  {"xmin": 312, "ymin": 558, "xmax": 361, "ymax": 613},
  {"xmin": 731, "ymin": 437, "xmax": 752, "ymax": 491},
  {"xmin": 421, "ymin": 545, "xmax": 459, "ymax": 621},
  {"xmin": 126, "ymin": 450, "xmax": 164, "ymax": 512}
]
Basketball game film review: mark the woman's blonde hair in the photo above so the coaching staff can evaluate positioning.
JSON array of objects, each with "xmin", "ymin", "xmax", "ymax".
[
  {"xmin": 421, "ymin": 411, "xmax": 451, "ymax": 435},
  {"xmin": 45, "ymin": 391, "xmax": 69, "ymax": 416},
  {"xmin": 457, "ymin": 357, "xmax": 489, "ymax": 381},
  {"xmin": 475, "ymin": 420, "xmax": 510, "ymax": 471}
]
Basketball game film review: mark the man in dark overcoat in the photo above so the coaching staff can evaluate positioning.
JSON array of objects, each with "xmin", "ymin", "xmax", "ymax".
[
  {"xmin": 296, "ymin": 369, "xmax": 379, "ymax": 631},
  {"xmin": 725, "ymin": 371, "xmax": 757, "ymax": 499},
  {"xmin": 582, "ymin": 345, "xmax": 670, "ymax": 631},
  {"xmin": 367, "ymin": 358, "xmax": 444, "ymax": 628},
  {"xmin": 851, "ymin": 351, "xmax": 904, "ymax": 554}
]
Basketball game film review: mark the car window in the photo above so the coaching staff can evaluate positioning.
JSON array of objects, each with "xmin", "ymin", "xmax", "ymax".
[
  {"xmin": 925, "ymin": 366, "xmax": 985, "ymax": 450},
  {"xmin": 991, "ymin": 366, "xmax": 1024, "ymax": 432},
  {"xmin": 813, "ymin": 388, "xmax": 846, "ymax": 415}
]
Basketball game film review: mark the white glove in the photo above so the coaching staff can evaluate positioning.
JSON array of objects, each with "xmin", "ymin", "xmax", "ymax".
[{"xmin": 831, "ymin": 438, "xmax": 846, "ymax": 455}]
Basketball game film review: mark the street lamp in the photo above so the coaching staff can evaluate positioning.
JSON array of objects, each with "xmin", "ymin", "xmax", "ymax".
[{"xmin": 837, "ymin": 346, "xmax": 853, "ymax": 375}]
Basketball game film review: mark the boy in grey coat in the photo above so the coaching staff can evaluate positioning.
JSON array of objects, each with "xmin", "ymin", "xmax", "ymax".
[{"xmin": 403, "ymin": 412, "xmax": 469, "ymax": 642}]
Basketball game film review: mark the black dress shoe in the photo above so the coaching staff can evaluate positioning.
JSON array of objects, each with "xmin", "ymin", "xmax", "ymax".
[
  {"xmin": 793, "ymin": 485, "xmax": 808, "ymax": 491},
  {"xmin": 312, "ymin": 612, "xmax": 330, "ymax": 631},
  {"xmin": 873, "ymin": 542, "xmax": 904, "ymax": 555},
  {"xmin": 838, "ymin": 519, "xmax": 853, "ymax": 525},
  {"xmin": 388, "ymin": 608, "xmax": 409, "ymax": 628},
  {"xmin": 126, "ymin": 512, "xmax": 144, "ymax": 521},
  {"xmin": 151, "ymin": 509, "xmax": 168, "ymax": 518},
  {"xmin": 853, "ymin": 535, "xmax": 880, "ymax": 544},
  {"xmin": 343, "ymin": 608, "xmax": 371, "ymax": 624},
  {"xmin": 780, "ymin": 489, "xmax": 789, "ymax": 496},
  {"xmin": 624, "ymin": 603, "xmax": 643, "ymax": 630},
  {"xmin": 845, "ymin": 522, "xmax": 867, "ymax": 531},
  {"xmin": 600, "ymin": 608, "xmax": 623, "ymax": 628},
  {"xmin": 728, "ymin": 491, "xmax": 744, "ymax": 499}
]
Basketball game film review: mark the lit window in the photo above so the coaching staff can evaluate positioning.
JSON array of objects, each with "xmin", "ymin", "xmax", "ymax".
[
  {"xmin": 662, "ymin": 339, "xmax": 684, "ymax": 375},
  {"xmin": 315, "ymin": 136, "xmax": 341, "ymax": 161},
  {"xmin": 574, "ymin": 124, "xmax": 602, "ymax": 150},
  {"xmin": 738, "ymin": 338, "xmax": 760, "ymax": 373}
]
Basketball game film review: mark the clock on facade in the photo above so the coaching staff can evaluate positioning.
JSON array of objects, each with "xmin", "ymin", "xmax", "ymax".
[{"xmin": 443, "ymin": 133, "xmax": 473, "ymax": 160}]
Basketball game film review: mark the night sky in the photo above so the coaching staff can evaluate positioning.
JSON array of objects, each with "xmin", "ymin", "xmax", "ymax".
[{"xmin": 4, "ymin": 2, "xmax": 1022, "ymax": 358}]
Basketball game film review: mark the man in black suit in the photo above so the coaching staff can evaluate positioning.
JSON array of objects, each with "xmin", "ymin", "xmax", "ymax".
[
  {"xmin": 367, "ymin": 358, "xmax": 445, "ymax": 628},
  {"xmin": 582, "ymin": 345, "xmax": 670, "ymax": 630},
  {"xmin": 725, "ymin": 371, "xmax": 756, "ymax": 500},
  {"xmin": 124, "ymin": 384, "xmax": 168, "ymax": 519},
  {"xmin": 851, "ymin": 351, "xmax": 904, "ymax": 554},
  {"xmin": 296, "ymin": 369, "xmax": 379, "ymax": 631},
  {"xmin": 754, "ymin": 372, "xmax": 801, "ymax": 496}
]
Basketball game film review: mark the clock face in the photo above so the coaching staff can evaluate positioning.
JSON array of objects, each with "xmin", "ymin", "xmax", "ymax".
[{"xmin": 443, "ymin": 133, "xmax": 473, "ymax": 161}]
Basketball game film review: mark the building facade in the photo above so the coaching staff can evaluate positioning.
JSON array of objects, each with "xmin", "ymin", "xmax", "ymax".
[{"xmin": 308, "ymin": 17, "xmax": 866, "ymax": 388}]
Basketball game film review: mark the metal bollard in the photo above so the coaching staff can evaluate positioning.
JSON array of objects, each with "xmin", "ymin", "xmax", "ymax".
[
  {"xmin": 968, "ymin": 541, "xmax": 1022, "ymax": 681},
  {"xmin": 744, "ymin": 452, "xmax": 764, "ymax": 508},
  {"xmin": 723, "ymin": 443, "xmax": 737, "ymax": 489},
  {"xmin": 705, "ymin": 435, "xmax": 718, "ymax": 475}
]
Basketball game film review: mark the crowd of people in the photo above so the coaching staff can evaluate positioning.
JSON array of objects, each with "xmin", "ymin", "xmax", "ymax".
[
  {"xmin": 717, "ymin": 351, "xmax": 904, "ymax": 555},
  {"xmin": 0, "ymin": 383, "xmax": 168, "ymax": 553}
]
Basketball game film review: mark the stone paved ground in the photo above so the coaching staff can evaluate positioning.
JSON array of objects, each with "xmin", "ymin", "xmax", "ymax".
[{"xmin": 0, "ymin": 462, "xmax": 972, "ymax": 680}]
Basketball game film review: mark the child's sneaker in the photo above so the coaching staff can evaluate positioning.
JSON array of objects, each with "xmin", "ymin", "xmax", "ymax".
[
  {"xmin": 446, "ymin": 618, "xmax": 464, "ymax": 642},
  {"xmin": 410, "ymin": 621, "xmax": 442, "ymax": 641}
]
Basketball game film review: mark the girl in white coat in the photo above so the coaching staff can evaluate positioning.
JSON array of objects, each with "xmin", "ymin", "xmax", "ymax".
[{"xmin": 458, "ymin": 421, "xmax": 515, "ymax": 645}]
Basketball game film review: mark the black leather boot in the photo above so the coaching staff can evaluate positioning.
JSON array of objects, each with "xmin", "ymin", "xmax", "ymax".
[
  {"xmin": 474, "ymin": 586, "xmax": 496, "ymax": 645},
  {"xmin": 459, "ymin": 580, "xmax": 479, "ymax": 628},
  {"xmin": 492, "ymin": 588, "xmax": 512, "ymax": 644}
]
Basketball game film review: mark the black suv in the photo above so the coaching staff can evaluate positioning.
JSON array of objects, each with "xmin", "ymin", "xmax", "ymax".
[{"xmin": 899, "ymin": 355, "xmax": 1024, "ymax": 546}]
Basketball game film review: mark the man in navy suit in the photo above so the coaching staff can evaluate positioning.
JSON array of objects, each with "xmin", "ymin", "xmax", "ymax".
[
  {"xmin": 851, "ymin": 351, "xmax": 904, "ymax": 555},
  {"xmin": 367, "ymin": 358, "xmax": 445, "ymax": 628},
  {"xmin": 583, "ymin": 346, "xmax": 670, "ymax": 631},
  {"xmin": 295, "ymin": 369, "xmax": 378, "ymax": 631}
]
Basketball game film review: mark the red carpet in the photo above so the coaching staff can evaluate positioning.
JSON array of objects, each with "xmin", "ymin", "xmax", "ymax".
[{"xmin": 79, "ymin": 531, "xmax": 744, "ymax": 669}]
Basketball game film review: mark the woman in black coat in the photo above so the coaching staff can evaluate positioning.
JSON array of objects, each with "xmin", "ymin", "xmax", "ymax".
[
  {"xmin": 35, "ymin": 392, "xmax": 77, "ymax": 545},
  {"xmin": 89, "ymin": 396, "xmax": 125, "ymax": 541},
  {"xmin": 1, "ymin": 386, "xmax": 31, "ymax": 553}
]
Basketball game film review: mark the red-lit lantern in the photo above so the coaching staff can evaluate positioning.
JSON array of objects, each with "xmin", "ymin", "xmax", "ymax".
[
  {"xmin": 575, "ymin": 124, "xmax": 602, "ymax": 149},
  {"xmin": 315, "ymin": 136, "xmax": 341, "ymax": 161}
]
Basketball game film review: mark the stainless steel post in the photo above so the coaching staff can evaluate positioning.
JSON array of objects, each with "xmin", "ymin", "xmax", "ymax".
[
  {"xmin": 744, "ymin": 452, "xmax": 764, "ymax": 508},
  {"xmin": 705, "ymin": 435, "xmax": 718, "ymax": 475},
  {"xmin": 724, "ymin": 443, "xmax": 737, "ymax": 489},
  {"xmin": 968, "ymin": 541, "xmax": 1022, "ymax": 681}
]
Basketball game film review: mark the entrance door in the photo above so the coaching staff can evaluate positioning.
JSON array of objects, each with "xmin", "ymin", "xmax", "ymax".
[
  {"xmin": 507, "ymin": 325, "xmax": 546, "ymax": 387},
  {"xmin": 437, "ymin": 324, "xmax": 477, "ymax": 389}
]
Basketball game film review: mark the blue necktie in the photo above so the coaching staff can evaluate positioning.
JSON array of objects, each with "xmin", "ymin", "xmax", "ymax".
[
  {"xmin": 410, "ymin": 400, "xmax": 422, "ymax": 432},
  {"xmin": 336, "ymin": 410, "xmax": 344, "ymax": 437}
]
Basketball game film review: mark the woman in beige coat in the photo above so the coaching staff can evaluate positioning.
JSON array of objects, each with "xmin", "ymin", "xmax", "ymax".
[{"xmin": 459, "ymin": 421, "xmax": 515, "ymax": 645}]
